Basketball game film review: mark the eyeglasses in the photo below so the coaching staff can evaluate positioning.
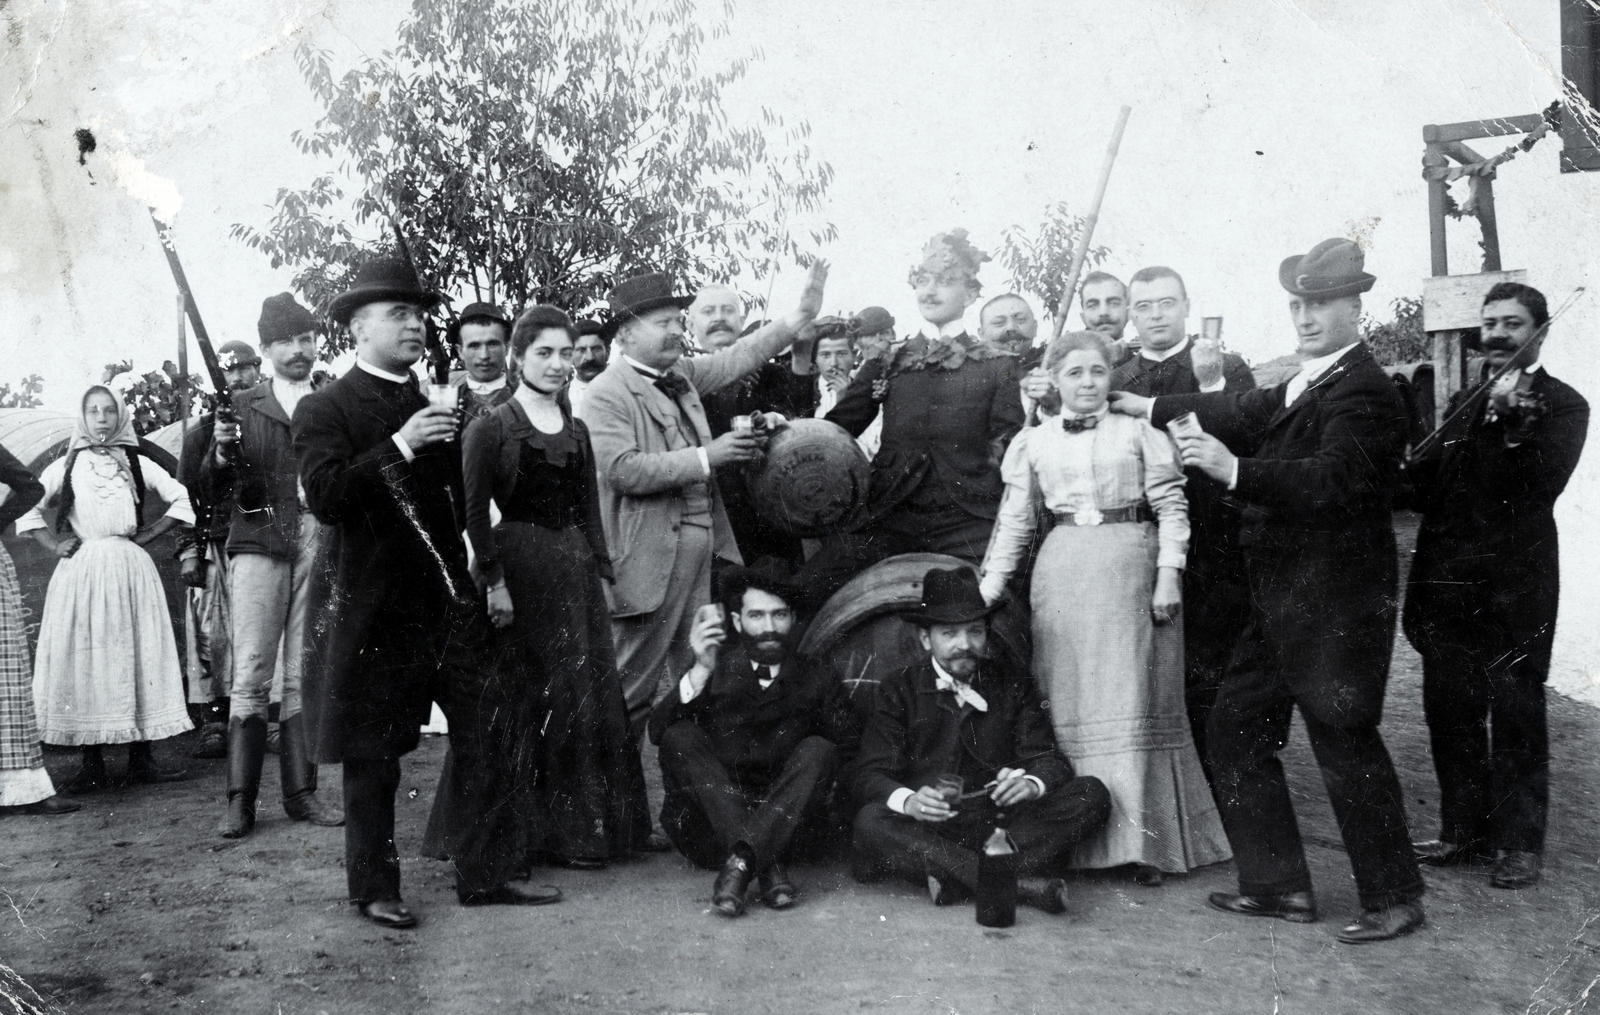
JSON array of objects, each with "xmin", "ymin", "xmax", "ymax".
[{"xmin": 1131, "ymin": 298, "xmax": 1181, "ymax": 314}]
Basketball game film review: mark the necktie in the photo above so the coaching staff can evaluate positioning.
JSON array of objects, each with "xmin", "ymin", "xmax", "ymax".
[
  {"xmin": 934, "ymin": 673, "xmax": 988, "ymax": 712},
  {"xmin": 654, "ymin": 372, "xmax": 691, "ymax": 400},
  {"xmin": 1062, "ymin": 415, "xmax": 1099, "ymax": 434}
]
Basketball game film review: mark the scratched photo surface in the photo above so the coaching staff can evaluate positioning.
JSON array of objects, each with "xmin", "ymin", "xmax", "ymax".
[{"xmin": 2, "ymin": 1, "xmax": 1599, "ymax": 1013}]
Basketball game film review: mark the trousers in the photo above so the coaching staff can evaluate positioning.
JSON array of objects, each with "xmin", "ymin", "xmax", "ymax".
[
  {"xmin": 850, "ymin": 776, "xmax": 1111, "ymax": 892},
  {"xmin": 185, "ymin": 543, "xmax": 231, "ymax": 703},
  {"xmin": 658, "ymin": 725, "xmax": 837, "ymax": 869},
  {"xmin": 229, "ymin": 511, "xmax": 320, "ymax": 722},
  {"xmin": 611, "ymin": 523, "xmax": 713, "ymax": 736}
]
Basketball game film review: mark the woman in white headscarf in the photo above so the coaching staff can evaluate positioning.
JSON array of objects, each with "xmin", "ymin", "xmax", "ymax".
[{"xmin": 19, "ymin": 386, "xmax": 194, "ymax": 792}]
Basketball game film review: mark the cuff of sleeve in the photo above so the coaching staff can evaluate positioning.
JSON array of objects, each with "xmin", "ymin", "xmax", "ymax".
[
  {"xmin": 1144, "ymin": 396, "xmax": 1158, "ymax": 420},
  {"xmin": 392, "ymin": 433, "xmax": 417, "ymax": 463},
  {"xmin": 1200, "ymin": 377, "xmax": 1227, "ymax": 393},
  {"xmin": 679, "ymin": 665, "xmax": 710, "ymax": 704},
  {"xmin": 978, "ymin": 573, "xmax": 1007, "ymax": 605},
  {"xmin": 1227, "ymin": 458, "xmax": 1240, "ymax": 490},
  {"xmin": 1023, "ymin": 774, "xmax": 1046, "ymax": 797},
  {"xmin": 1157, "ymin": 548, "xmax": 1187, "ymax": 571},
  {"xmin": 696, "ymin": 447, "xmax": 710, "ymax": 477},
  {"xmin": 887, "ymin": 787, "xmax": 914, "ymax": 815}
]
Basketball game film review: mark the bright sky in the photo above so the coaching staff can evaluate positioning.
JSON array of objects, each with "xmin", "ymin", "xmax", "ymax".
[{"xmin": 4, "ymin": 0, "xmax": 1600, "ymax": 691}]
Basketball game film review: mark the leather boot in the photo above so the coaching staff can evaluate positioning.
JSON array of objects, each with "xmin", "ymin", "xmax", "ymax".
[
  {"xmin": 278, "ymin": 714, "xmax": 344, "ymax": 826},
  {"xmin": 217, "ymin": 716, "xmax": 267, "ymax": 839}
]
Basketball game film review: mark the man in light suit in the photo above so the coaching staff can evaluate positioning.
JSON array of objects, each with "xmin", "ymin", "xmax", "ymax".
[{"xmin": 579, "ymin": 263, "xmax": 828, "ymax": 733}]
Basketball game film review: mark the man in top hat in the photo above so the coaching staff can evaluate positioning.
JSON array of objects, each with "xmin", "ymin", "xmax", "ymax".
[
  {"xmin": 295, "ymin": 257, "xmax": 560, "ymax": 928},
  {"xmin": 1110, "ymin": 266, "xmax": 1255, "ymax": 780},
  {"xmin": 578, "ymin": 262, "xmax": 829, "ymax": 735},
  {"xmin": 203, "ymin": 293, "xmax": 343, "ymax": 838},
  {"xmin": 1403, "ymin": 281, "xmax": 1589, "ymax": 890},
  {"xmin": 798, "ymin": 230, "xmax": 1026, "ymax": 609},
  {"xmin": 448, "ymin": 302, "xmax": 516, "ymax": 422},
  {"xmin": 648, "ymin": 564, "xmax": 852, "ymax": 917},
  {"xmin": 850, "ymin": 567, "xmax": 1111, "ymax": 914},
  {"xmin": 1110, "ymin": 238, "xmax": 1425, "ymax": 943},
  {"xmin": 566, "ymin": 318, "xmax": 608, "ymax": 419},
  {"xmin": 176, "ymin": 339, "xmax": 263, "ymax": 759}
]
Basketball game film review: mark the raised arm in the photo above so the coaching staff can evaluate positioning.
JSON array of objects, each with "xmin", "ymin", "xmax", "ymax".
[
  {"xmin": 684, "ymin": 261, "xmax": 830, "ymax": 395},
  {"xmin": 1232, "ymin": 381, "xmax": 1407, "ymax": 514}
]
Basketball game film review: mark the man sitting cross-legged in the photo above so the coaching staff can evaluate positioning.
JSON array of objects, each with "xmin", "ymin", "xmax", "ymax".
[
  {"xmin": 649, "ymin": 565, "xmax": 854, "ymax": 917},
  {"xmin": 850, "ymin": 567, "xmax": 1111, "ymax": 914}
]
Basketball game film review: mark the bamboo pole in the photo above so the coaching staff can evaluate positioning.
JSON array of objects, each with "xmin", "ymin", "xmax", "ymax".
[
  {"xmin": 177, "ymin": 293, "xmax": 189, "ymax": 439},
  {"xmin": 1052, "ymin": 105, "xmax": 1132, "ymax": 341}
]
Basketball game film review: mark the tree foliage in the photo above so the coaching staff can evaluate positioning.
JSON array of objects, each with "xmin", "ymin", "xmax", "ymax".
[
  {"xmin": 1362, "ymin": 296, "xmax": 1429, "ymax": 367},
  {"xmin": 232, "ymin": 0, "xmax": 836, "ymax": 355},
  {"xmin": 0, "ymin": 375, "xmax": 45, "ymax": 409},
  {"xmin": 996, "ymin": 202, "xmax": 1112, "ymax": 324},
  {"xmin": 103, "ymin": 361, "xmax": 207, "ymax": 437}
]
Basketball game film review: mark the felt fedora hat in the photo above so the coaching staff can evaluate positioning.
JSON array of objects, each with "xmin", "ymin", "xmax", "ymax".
[
  {"xmin": 849, "ymin": 306, "xmax": 896, "ymax": 337},
  {"xmin": 327, "ymin": 257, "xmax": 442, "ymax": 326},
  {"xmin": 1278, "ymin": 238, "xmax": 1377, "ymax": 300},
  {"xmin": 902, "ymin": 567, "xmax": 1003, "ymax": 627},
  {"xmin": 599, "ymin": 272, "xmax": 692, "ymax": 341}
]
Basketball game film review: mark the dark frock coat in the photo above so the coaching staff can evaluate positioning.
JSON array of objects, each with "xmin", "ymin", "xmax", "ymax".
[
  {"xmin": 1151, "ymin": 342, "xmax": 1409, "ymax": 728},
  {"xmin": 293, "ymin": 366, "xmax": 485, "ymax": 762}
]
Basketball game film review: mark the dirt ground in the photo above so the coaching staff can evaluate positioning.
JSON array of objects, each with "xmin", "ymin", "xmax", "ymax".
[{"xmin": 2, "ymin": 515, "xmax": 1599, "ymax": 1015}]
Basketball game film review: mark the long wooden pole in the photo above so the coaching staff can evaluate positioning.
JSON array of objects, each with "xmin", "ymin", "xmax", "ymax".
[
  {"xmin": 177, "ymin": 293, "xmax": 189, "ymax": 439},
  {"xmin": 1052, "ymin": 105, "xmax": 1132, "ymax": 341}
]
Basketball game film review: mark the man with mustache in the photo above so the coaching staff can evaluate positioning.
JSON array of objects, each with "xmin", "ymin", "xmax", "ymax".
[
  {"xmin": 648, "ymin": 565, "xmax": 850, "ymax": 916},
  {"xmin": 1018, "ymin": 272, "xmax": 1133, "ymax": 412},
  {"xmin": 978, "ymin": 293, "xmax": 1041, "ymax": 367},
  {"xmin": 565, "ymin": 318, "xmax": 608, "ymax": 418},
  {"xmin": 687, "ymin": 283, "xmax": 820, "ymax": 568},
  {"xmin": 580, "ymin": 263, "xmax": 828, "ymax": 735},
  {"xmin": 1403, "ymin": 282, "xmax": 1589, "ymax": 890},
  {"xmin": 850, "ymin": 567, "xmax": 1111, "ymax": 914},
  {"xmin": 203, "ymin": 295, "xmax": 343, "ymax": 838},
  {"xmin": 449, "ymin": 303, "xmax": 515, "ymax": 422},
  {"xmin": 813, "ymin": 308, "xmax": 895, "ymax": 458},
  {"xmin": 176, "ymin": 340, "xmax": 263, "ymax": 760}
]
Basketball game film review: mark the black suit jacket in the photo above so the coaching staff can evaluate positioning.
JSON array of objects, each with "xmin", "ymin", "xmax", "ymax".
[
  {"xmin": 827, "ymin": 336, "xmax": 1024, "ymax": 522},
  {"xmin": 648, "ymin": 644, "xmax": 851, "ymax": 781},
  {"xmin": 294, "ymin": 365, "xmax": 484, "ymax": 761},
  {"xmin": 1152, "ymin": 343, "xmax": 1409, "ymax": 727},
  {"xmin": 1402, "ymin": 368, "xmax": 1589, "ymax": 665},
  {"xmin": 852, "ymin": 658, "xmax": 1071, "ymax": 810}
]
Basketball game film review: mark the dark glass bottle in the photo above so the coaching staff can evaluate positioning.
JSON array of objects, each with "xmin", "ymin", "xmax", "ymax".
[{"xmin": 975, "ymin": 823, "xmax": 1018, "ymax": 927}]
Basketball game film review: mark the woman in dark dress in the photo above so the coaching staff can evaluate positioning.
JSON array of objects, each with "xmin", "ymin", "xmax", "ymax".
[{"xmin": 426, "ymin": 305, "xmax": 652, "ymax": 869}]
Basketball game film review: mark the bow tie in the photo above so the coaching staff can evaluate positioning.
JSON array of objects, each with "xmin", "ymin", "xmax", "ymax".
[
  {"xmin": 934, "ymin": 672, "xmax": 988, "ymax": 712},
  {"xmin": 1062, "ymin": 414, "xmax": 1099, "ymax": 434},
  {"xmin": 654, "ymin": 372, "xmax": 691, "ymax": 400}
]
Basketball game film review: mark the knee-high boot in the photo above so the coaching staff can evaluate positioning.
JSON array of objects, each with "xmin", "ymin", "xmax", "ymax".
[
  {"xmin": 217, "ymin": 716, "xmax": 267, "ymax": 839},
  {"xmin": 279, "ymin": 714, "xmax": 344, "ymax": 826}
]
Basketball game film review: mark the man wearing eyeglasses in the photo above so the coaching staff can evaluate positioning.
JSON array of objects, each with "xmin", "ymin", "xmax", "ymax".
[{"xmin": 1113, "ymin": 267, "xmax": 1255, "ymax": 779}]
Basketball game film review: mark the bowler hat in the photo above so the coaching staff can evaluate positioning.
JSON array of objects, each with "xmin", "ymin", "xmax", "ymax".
[
  {"xmin": 327, "ymin": 256, "xmax": 442, "ymax": 326},
  {"xmin": 902, "ymin": 567, "xmax": 1003, "ymax": 627},
  {"xmin": 1279, "ymin": 238, "xmax": 1376, "ymax": 300},
  {"xmin": 599, "ymin": 272, "xmax": 692, "ymax": 341},
  {"xmin": 447, "ymin": 302, "xmax": 512, "ymax": 344},
  {"xmin": 216, "ymin": 340, "xmax": 260, "ymax": 370},
  {"xmin": 848, "ymin": 306, "xmax": 896, "ymax": 338},
  {"xmin": 257, "ymin": 292, "xmax": 319, "ymax": 345}
]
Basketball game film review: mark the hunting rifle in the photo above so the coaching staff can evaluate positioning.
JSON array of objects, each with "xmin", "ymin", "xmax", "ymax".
[{"xmin": 385, "ymin": 216, "xmax": 453, "ymax": 385}]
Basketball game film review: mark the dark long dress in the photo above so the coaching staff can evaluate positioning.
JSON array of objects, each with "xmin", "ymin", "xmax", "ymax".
[{"xmin": 424, "ymin": 408, "xmax": 651, "ymax": 865}]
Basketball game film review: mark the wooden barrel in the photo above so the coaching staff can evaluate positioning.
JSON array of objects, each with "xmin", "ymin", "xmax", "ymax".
[
  {"xmin": 798, "ymin": 553, "xmax": 1032, "ymax": 730},
  {"xmin": 745, "ymin": 418, "xmax": 870, "ymax": 536}
]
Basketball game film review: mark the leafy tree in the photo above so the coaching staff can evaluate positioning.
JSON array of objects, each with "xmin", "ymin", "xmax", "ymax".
[
  {"xmin": 232, "ymin": 0, "xmax": 836, "ymax": 356},
  {"xmin": 103, "ymin": 361, "xmax": 207, "ymax": 437},
  {"xmin": 1362, "ymin": 295, "xmax": 1429, "ymax": 366},
  {"xmin": 0, "ymin": 375, "xmax": 45, "ymax": 409},
  {"xmin": 995, "ymin": 202, "xmax": 1112, "ymax": 327}
]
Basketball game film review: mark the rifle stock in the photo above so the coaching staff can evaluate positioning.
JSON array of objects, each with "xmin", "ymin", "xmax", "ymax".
[{"xmin": 386, "ymin": 217, "xmax": 452, "ymax": 384}]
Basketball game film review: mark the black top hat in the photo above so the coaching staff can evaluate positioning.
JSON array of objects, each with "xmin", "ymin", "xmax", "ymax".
[
  {"xmin": 1278, "ymin": 238, "xmax": 1376, "ymax": 301},
  {"xmin": 599, "ymin": 272, "xmax": 692, "ymax": 341},
  {"xmin": 902, "ymin": 567, "xmax": 1003, "ymax": 627},
  {"xmin": 257, "ymin": 292, "xmax": 320, "ymax": 345},
  {"xmin": 327, "ymin": 257, "xmax": 442, "ymax": 326},
  {"xmin": 447, "ymin": 302, "xmax": 512, "ymax": 344}
]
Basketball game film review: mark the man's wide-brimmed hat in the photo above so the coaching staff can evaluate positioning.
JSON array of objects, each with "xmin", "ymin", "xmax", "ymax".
[
  {"xmin": 257, "ymin": 292, "xmax": 319, "ymax": 345},
  {"xmin": 902, "ymin": 567, "xmax": 1003, "ymax": 627},
  {"xmin": 599, "ymin": 272, "xmax": 692, "ymax": 341},
  {"xmin": 327, "ymin": 257, "xmax": 442, "ymax": 326},
  {"xmin": 446, "ymin": 302, "xmax": 512, "ymax": 344},
  {"xmin": 1278, "ymin": 238, "xmax": 1376, "ymax": 300}
]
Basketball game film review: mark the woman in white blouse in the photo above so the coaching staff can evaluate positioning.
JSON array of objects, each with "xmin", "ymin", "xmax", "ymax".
[
  {"xmin": 19, "ymin": 386, "xmax": 194, "ymax": 793},
  {"xmin": 980, "ymin": 331, "xmax": 1229, "ymax": 885}
]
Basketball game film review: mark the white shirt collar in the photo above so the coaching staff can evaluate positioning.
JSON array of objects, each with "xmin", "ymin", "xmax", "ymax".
[
  {"xmin": 750, "ymin": 659, "xmax": 780, "ymax": 686},
  {"xmin": 917, "ymin": 318, "xmax": 970, "ymax": 341},
  {"xmin": 464, "ymin": 374, "xmax": 507, "ymax": 395},
  {"xmin": 622, "ymin": 353, "xmax": 663, "ymax": 379},
  {"xmin": 1139, "ymin": 335, "xmax": 1191, "ymax": 363},
  {"xmin": 356, "ymin": 359, "xmax": 414, "ymax": 385},
  {"xmin": 930, "ymin": 657, "xmax": 988, "ymax": 711},
  {"xmin": 1297, "ymin": 342, "xmax": 1360, "ymax": 385}
]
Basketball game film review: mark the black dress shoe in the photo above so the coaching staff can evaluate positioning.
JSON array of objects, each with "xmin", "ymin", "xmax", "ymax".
[
  {"xmin": 458, "ymin": 883, "xmax": 563, "ymax": 906},
  {"xmin": 712, "ymin": 854, "xmax": 755, "ymax": 917},
  {"xmin": 1133, "ymin": 864, "xmax": 1164, "ymax": 887},
  {"xmin": 19, "ymin": 795, "xmax": 81, "ymax": 816},
  {"xmin": 358, "ymin": 900, "xmax": 418, "ymax": 929},
  {"xmin": 1208, "ymin": 891, "xmax": 1318, "ymax": 923},
  {"xmin": 1018, "ymin": 877, "xmax": 1068, "ymax": 915},
  {"xmin": 1337, "ymin": 902, "xmax": 1425, "ymax": 944},
  {"xmin": 1490, "ymin": 850, "xmax": 1542, "ymax": 889},
  {"xmin": 926, "ymin": 875, "xmax": 971, "ymax": 907},
  {"xmin": 759, "ymin": 863, "xmax": 795, "ymax": 909},
  {"xmin": 1413, "ymin": 839, "xmax": 1491, "ymax": 867}
]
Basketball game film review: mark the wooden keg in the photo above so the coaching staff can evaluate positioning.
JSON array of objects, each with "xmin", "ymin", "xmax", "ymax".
[
  {"xmin": 745, "ymin": 418, "xmax": 870, "ymax": 537},
  {"xmin": 798, "ymin": 553, "xmax": 1032, "ymax": 731}
]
